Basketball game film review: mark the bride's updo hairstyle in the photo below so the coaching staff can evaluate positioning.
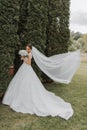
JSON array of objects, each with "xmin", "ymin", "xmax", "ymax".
[{"xmin": 26, "ymin": 43, "xmax": 32, "ymax": 50}]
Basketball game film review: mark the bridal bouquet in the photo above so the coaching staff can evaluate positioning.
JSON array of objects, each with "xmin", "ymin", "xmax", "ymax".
[{"xmin": 18, "ymin": 50, "xmax": 28, "ymax": 57}]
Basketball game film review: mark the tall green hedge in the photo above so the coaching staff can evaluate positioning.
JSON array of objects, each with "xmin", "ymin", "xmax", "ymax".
[
  {"xmin": 45, "ymin": 0, "xmax": 70, "ymax": 56},
  {"xmin": 17, "ymin": 0, "xmax": 48, "ymax": 78},
  {"xmin": 0, "ymin": 0, "xmax": 20, "ymax": 91},
  {"xmin": 0, "ymin": 0, "xmax": 70, "ymax": 90}
]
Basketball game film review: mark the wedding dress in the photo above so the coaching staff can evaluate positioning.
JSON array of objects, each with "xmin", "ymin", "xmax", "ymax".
[{"xmin": 2, "ymin": 47, "xmax": 80, "ymax": 120}]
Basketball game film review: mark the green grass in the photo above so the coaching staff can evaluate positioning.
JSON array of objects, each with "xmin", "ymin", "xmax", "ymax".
[{"xmin": 0, "ymin": 62, "xmax": 87, "ymax": 130}]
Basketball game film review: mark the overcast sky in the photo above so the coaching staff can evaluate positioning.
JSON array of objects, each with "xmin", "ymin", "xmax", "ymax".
[{"xmin": 70, "ymin": 0, "xmax": 87, "ymax": 34}]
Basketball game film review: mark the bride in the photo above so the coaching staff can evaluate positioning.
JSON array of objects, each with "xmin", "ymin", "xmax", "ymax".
[{"xmin": 2, "ymin": 44, "xmax": 80, "ymax": 120}]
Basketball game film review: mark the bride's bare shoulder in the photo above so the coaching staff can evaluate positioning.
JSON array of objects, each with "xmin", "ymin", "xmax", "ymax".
[{"xmin": 28, "ymin": 52, "xmax": 32, "ymax": 59}]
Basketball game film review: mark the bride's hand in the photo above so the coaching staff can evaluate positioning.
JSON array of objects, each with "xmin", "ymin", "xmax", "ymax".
[{"xmin": 21, "ymin": 56, "xmax": 25, "ymax": 60}]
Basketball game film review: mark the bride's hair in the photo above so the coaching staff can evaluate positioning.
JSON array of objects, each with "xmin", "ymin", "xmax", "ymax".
[{"xmin": 26, "ymin": 43, "xmax": 32, "ymax": 49}]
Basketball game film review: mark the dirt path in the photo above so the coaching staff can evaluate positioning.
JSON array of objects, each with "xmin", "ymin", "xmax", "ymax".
[{"xmin": 81, "ymin": 53, "xmax": 87, "ymax": 62}]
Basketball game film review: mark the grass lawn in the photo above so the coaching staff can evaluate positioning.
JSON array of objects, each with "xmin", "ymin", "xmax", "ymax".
[{"xmin": 0, "ymin": 62, "xmax": 87, "ymax": 130}]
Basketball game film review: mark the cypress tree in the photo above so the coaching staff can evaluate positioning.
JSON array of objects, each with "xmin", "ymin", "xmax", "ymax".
[
  {"xmin": 59, "ymin": 0, "xmax": 70, "ymax": 53},
  {"xmin": 24, "ymin": 0, "xmax": 48, "ymax": 51},
  {"xmin": 43, "ymin": 0, "xmax": 70, "ymax": 82},
  {"xmin": 23, "ymin": 0, "xmax": 48, "ymax": 78},
  {"xmin": 17, "ymin": 0, "xmax": 28, "ymax": 45},
  {"xmin": 13, "ymin": 0, "xmax": 28, "ymax": 74},
  {"xmin": 45, "ymin": 0, "xmax": 70, "ymax": 56},
  {"xmin": 0, "ymin": 0, "xmax": 20, "ymax": 90}
]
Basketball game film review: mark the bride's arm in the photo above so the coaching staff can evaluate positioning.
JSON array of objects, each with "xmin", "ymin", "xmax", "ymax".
[{"xmin": 22, "ymin": 55, "xmax": 31, "ymax": 65}]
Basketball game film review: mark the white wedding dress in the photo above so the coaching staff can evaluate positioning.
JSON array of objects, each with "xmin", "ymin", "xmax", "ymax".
[{"xmin": 2, "ymin": 52, "xmax": 74, "ymax": 120}]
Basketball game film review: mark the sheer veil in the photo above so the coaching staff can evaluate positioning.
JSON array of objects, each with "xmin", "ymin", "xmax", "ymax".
[{"xmin": 32, "ymin": 46, "xmax": 81, "ymax": 84}]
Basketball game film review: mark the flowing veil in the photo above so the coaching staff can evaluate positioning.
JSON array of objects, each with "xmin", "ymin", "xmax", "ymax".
[{"xmin": 32, "ymin": 46, "xmax": 81, "ymax": 84}]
